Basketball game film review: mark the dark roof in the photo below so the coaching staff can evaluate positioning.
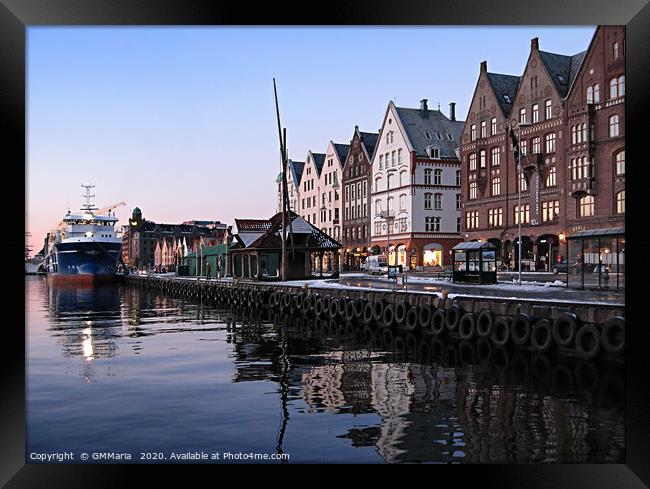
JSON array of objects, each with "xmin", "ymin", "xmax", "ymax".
[
  {"xmin": 234, "ymin": 211, "xmax": 341, "ymax": 250},
  {"xmin": 311, "ymin": 152, "xmax": 326, "ymax": 176},
  {"xmin": 234, "ymin": 219, "xmax": 272, "ymax": 232},
  {"xmin": 359, "ymin": 131, "xmax": 379, "ymax": 160},
  {"xmin": 486, "ymin": 72, "xmax": 521, "ymax": 117},
  {"xmin": 394, "ymin": 106, "xmax": 464, "ymax": 158},
  {"xmin": 138, "ymin": 221, "xmax": 211, "ymax": 235},
  {"xmin": 453, "ymin": 241, "xmax": 496, "ymax": 250},
  {"xmin": 569, "ymin": 227, "xmax": 625, "ymax": 239},
  {"xmin": 538, "ymin": 49, "xmax": 587, "ymax": 98},
  {"xmin": 333, "ymin": 143, "xmax": 350, "ymax": 167},
  {"xmin": 289, "ymin": 160, "xmax": 305, "ymax": 186}
]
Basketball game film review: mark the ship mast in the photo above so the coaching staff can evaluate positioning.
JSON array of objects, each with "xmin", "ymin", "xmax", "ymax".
[{"xmin": 81, "ymin": 184, "xmax": 98, "ymax": 213}]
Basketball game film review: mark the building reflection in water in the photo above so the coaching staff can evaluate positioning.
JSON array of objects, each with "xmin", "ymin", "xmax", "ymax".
[{"xmin": 226, "ymin": 313, "xmax": 624, "ymax": 464}]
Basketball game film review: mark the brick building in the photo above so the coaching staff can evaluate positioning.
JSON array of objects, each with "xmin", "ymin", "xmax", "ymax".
[
  {"xmin": 460, "ymin": 26, "xmax": 624, "ymax": 273},
  {"xmin": 342, "ymin": 126, "xmax": 378, "ymax": 270}
]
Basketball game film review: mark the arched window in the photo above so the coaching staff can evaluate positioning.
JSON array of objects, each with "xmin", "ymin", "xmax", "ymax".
[
  {"xmin": 609, "ymin": 115, "xmax": 620, "ymax": 137},
  {"xmin": 616, "ymin": 190, "xmax": 625, "ymax": 214},
  {"xmin": 424, "ymin": 168, "xmax": 432, "ymax": 185},
  {"xmin": 399, "ymin": 170, "xmax": 407, "ymax": 186},
  {"xmin": 374, "ymin": 176, "xmax": 382, "ymax": 191},
  {"xmin": 587, "ymin": 86, "xmax": 593, "ymax": 104},
  {"xmin": 375, "ymin": 199, "xmax": 382, "ymax": 214},
  {"xmin": 399, "ymin": 194, "xmax": 406, "ymax": 211},
  {"xmin": 615, "ymin": 150, "xmax": 625, "ymax": 175},
  {"xmin": 579, "ymin": 195, "xmax": 594, "ymax": 217},
  {"xmin": 434, "ymin": 193, "xmax": 442, "ymax": 210},
  {"xmin": 610, "ymin": 76, "xmax": 624, "ymax": 99}
]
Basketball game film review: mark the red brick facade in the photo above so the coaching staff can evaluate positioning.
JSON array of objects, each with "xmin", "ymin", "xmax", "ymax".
[{"xmin": 460, "ymin": 27, "xmax": 624, "ymax": 271}]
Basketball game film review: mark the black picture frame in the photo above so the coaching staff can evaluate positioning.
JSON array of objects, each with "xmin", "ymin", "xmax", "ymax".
[{"xmin": 5, "ymin": 0, "xmax": 648, "ymax": 485}]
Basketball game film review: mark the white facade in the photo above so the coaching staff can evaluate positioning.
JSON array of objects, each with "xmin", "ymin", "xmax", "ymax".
[
  {"xmin": 276, "ymin": 161, "xmax": 301, "ymax": 215},
  {"xmin": 318, "ymin": 142, "xmax": 347, "ymax": 240},
  {"xmin": 299, "ymin": 151, "xmax": 323, "ymax": 227}
]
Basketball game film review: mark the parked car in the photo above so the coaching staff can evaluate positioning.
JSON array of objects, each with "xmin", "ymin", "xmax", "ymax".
[
  {"xmin": 551, "ymin": 259, "xmax": 569, "ymax": 274},
  {"xmin": 365, "ymin": 255, "xmax": 388, "ymax": 275}
]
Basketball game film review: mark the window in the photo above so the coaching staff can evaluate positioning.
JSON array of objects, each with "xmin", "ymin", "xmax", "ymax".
[
  {"xmin": 587, "ymin": 86, "xmax": 593, "ymax": 104},
  {"xmin": 615, "ymin": 150, "xmax": 625, "ymax": 175},
  {"xmin": 546, "ymin": 166, "xmax": 556, "ymax": 187},
  {"xmin": 456, "ymin": 170, "xmax": 461, "ymax": 186},
  {"xmin": 469, "ymin": 153, "xmax": 477, "ymax": 171},
  {"xmin": 434, "ymin": 193, "xmax": 442, "ymax": 210},
  {"xmin": 545, "ymin": 132, "xmax": 556, "ymax": 153},
  {"xmin": 399, "ymin": 170, "xmax": 407, "ymax": 187},
  {"xmin": 582, "ymin": 123, "xmax": 588, "ymax": 142},
  {"xmin": 434, "ymin": 169, "xmax": 442, "ymax": 185},
  {"xmin": 519, "ymin": 108, "xmax": 527, "ymax": 124},
  {"xmin": 456, "ymin": 193, "xmax": 461, "ymax": 210},
  {"xmin": 613, "ymin": 41, "xmax": 619, "ymax": 60},
  {"xmin": 424, "ymin": 193, "xmax": 432, "ymax": 209},
  {"xmin": 480, "ymin": 120, "xmax": 487, "ymax": 138},
  {"xmin": 479, "ymin": 150, "xmax": 487, "ymax": 168},
  {"xmin": 519, "ymin": 171, "xmax": 528, "ymax": 191},
  {"xmin": 424, "ymin": 168, "xmax": 432, "ymax": 185},
  {"xmin": 545, "ymin": 99, "xmax": 552, "ymax": 119},
  {"xmin": 616, "ymin": 190, "xmax": 625, "ymax": 214},
  {"xmin": 491, "ymin": 117, "xmax": 497, "ymax": 135},
  {"xmin": 457, "ymin": 217, "xmax": 461, "ymax": 232},
  {"xmin": 427, "ymin": 146, "xmax": 440, "ymax": 158},
  {"xmin": 470, "ymin": 124, "xmax": 476, "ymax": 141},
  {"xmin": 375, "ymin": 200, "xmax": 382, "ymax": 214},
  {"xmin": 387, "ymin": 196, "xmax": 394, "ymax": 212},
  {"xmin": 609, "ymin": 115, "xmax": 620, "ymax": 137},
  {"xmin": 398, "ymin": 148, "xmax": 402, "ymax": 164},
  {"xmin": 593, "ymin": 83, "xmax": 600, "ymax": 103},
  {"xmin": 514, "ymin": 204, "xmax": 530, "ymax": 224},
  {"xmin": 425, "ymin": 216, "xmax": 441, "ymax": 232},
  {"xmin": 379, "ymin": 154, "xmax": 383, "ymax": 170},
  {"xmin": 399, "ymin": 194, "xmax": 406, "ymax": 211},
  {"xmin": 492, "ymin": 176, "xmax": 501, "ymax": 196},
  {"xmin": 571, "ymin": 156, "xmax": 591, "ymax": 180},
  {"xmin": 469, "ymin": 181, "xmax": 477, "ymax": 200},
  {"xmin": 542, "ymin": 200, "xmax": 559, "ymax": 222},
  {"xmin": 466, "ymin": 211, "xmax": 479, "ymax": 229},
  {"xmin": 520, "ymin": 139, "xmax": 527, "ymax": 156},
  {"xmin": 345, "ymin": 206, "xmax": 349, "ymax": 220},
  {"xmin": 532, "ymin": 104, "xmax": 539, "ymax": 123},
  {"xmin": 491, "ymin": 147, "xmax": 500, "ymax": 166},
  {"xmin": 488, "ymin": 208, "xmax": 503, "ymax": 227},
  {"xmin": 579, "ymin": 195, "xmax": 594, "ymax": 217},
  {"xmin": 392, "ymin": 150, "xmax": 396, "ymax": 166},
  {"xmin": 610, "ymin": 76, "xmax": 625, "ymax": 98},
  {"xmin": 532, "ymin": 137, "xmax": 541, "ymax": 154}
]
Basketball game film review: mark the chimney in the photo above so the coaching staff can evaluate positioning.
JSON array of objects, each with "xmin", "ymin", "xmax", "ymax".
[
  {"xmin": 531, "ymin": 37, "xmax": 539, "ymax": 50},
  {"xmin": 420, "ymin": 99, "xmax": 428, "ymax": 111},
  {"xmin": 480, "ymin": 60, "xmax": 487, "ymax": 73},
  {"xmin": 449, "ymin": 102, "xmax": 456, "ymax": 122}
]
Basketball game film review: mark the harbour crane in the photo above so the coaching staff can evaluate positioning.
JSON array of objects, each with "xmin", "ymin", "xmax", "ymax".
[{"xmin": 95, "ymin": 201, "xmax": 126, "ymax": 216}]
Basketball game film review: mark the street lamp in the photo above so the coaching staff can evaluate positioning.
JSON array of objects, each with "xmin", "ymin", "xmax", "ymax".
[{"xmin": 516, "ymin": 121, "xmax": 531, "ymax": 285}]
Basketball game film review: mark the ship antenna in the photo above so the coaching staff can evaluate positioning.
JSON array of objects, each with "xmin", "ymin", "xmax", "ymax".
[{"xmin": 81, "ymin": 183, "xmax": 98, "ymax": 212}]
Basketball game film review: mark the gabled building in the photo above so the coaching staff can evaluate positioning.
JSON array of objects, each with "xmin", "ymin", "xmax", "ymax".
[
  {"xmin": 370, "ymin": 99, "xmax": 464, "ymax": 269},
  {"xmin": 342, "ymin": 126, "xmax": 378, "ymax": 270},
  {"xmin": 276, "ymin": 159, "xmax": 304, "ymax": 214},
  {"xmin": 460, "ymin": 27, "xmax": 624, "ymax": 277},
  {"xmin": 299, "ymin": 151, "xmax": 326, "ymax": 227},
  {"xmin": 318, "ymin": 141, "xmax": 349, "ymax": 241}
]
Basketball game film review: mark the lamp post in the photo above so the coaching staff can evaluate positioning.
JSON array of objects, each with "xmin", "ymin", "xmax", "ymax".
[
  {"xmin": 516, "ymin": 121, "xmax": 531, "ymax": 285},
  {"xmin": 382, "ymin": 168, "xmax": 397, "ymax": 291}
]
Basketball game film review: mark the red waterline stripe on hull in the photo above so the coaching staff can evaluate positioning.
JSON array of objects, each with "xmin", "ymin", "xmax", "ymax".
[{"xmin": 47, "ymin": 274, "xmax": 118, "ymax": 286}]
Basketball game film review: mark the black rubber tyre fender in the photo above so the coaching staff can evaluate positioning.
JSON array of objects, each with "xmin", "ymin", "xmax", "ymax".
[
  {"xmin": 511, "ymin": 313, "xmax": 533, "ymax": 346},
  {"xmin": 445, "ymin": 304, "xmax": 462, "ymax": 331},
  {"xmin": 329, "ymin": 299, "xmax": 340, "ymax": 320},
  {"xmin": 574, "ymin": 324, "xmax": 602, "ymax": 360},
  {"xmin": 458, "ymin": 312, "xmax": 477, "ymax": 340},
  {"xmin": 362, "ymin": 302, "xmax": 374, "ymax": 324},
  {"xmin": 476, "ymin": 337, "xmax": 492, "ymax": 362},
  {"xmin": 404, "ymin": 308, "xmax": 419, "ymax": 331},
  {"xmin": 405, "ymin": 332, "xmax": 418, "ymax": 351},
  {"xmin": 353, "ymin": 299, "xmax": 366, "ymax": 319},
  {"xmin": 530, "ymin": 319, "xmax": 553, "ymax": 354},
  {"xmin": 382, "ymin": 328, "xmax": 394, "ymax": 349},
  {"xmin": 321, "ymin": 296, "xmax": 332, "ymax": 316},
  {"xmin": 337, "ymin": 298, "xmax": 347, "ymax": 318},
  {"xmin": 372, "ymin": 300, "xmax": 385, "ymax": 323},
  {"xmin": 552, "ymin": 312, "xmax": 579, "ymax": 348},
  {"xmin": 601, "ymin": 316, "xmax": 625, "ymax": 356},
  {"xmin": 431, "ymin": 309, "xmax": 446, "ymax": 336},
  {"xmin": 345, "ymin": 300, "xmax": 356, "ymax": 322},
  {"xmin": 294, "ymin": 293, "xmax": 305, "ymax": 310},
  {"xmin": 491, "ymin": 316, "xmax": 511, "ymax": 347},
  {"xmin": 418, "ymin": 304, "xmax": 433, "ymax": 329},
  {"xmin": 314, "ymin": 297, "xmax": 325, "ymax": 316},
  {"xmin": 382, "ymin": 303, "xmax": 395, "ymax": 328},
  {"xmin": 394, "ymin": 301, "xmax": 409, "ymax": 325}
]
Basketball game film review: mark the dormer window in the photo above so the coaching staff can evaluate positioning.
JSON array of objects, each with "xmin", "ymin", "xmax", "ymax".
[
  {"xmin": 424, "ymin": 131, "xmax": 432, "ymax": 140},
  {"xmin": 447, "ymin": 134, "xmax": 454, "ymax": 141},
  {"xmin": 427, "ymin": 146, "xmax": 440, "ymax": 159},
  {"xmin": 436, "ymin": 133, "xmax": 442, "ymax": 140},
  {"xmin": 557, "ymin": 74, "xmax": 566, "ymax": 84},
  {"xmin": 503, "ymin": 95, "xmax": 511, "ymax": 104}
]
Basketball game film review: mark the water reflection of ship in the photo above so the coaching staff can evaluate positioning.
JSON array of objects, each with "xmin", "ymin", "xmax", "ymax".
[
  {"xmin": 226, "ymin": 314, "xmax": 624, "ymax": 463},
  {"xmin": 45, "ymin": 281, "xmax": 123, "ymax": 361}
]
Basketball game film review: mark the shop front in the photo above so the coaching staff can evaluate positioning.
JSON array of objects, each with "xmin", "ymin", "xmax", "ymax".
[
  {"xmin": 567, "ymin": 228, "xmax": 624, "ymax": 290},
  {"xmin": 422, "ymin": 243, "xmax": 443, "ymax": 270}
]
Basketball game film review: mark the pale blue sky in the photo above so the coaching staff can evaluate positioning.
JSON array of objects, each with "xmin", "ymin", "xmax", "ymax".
[{"xmin": 27, "ymin": 26, "xmax": 595, "ymax": 250}]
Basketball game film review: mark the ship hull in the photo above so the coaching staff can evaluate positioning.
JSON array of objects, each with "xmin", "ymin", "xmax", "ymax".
[{"xmin": 46, "ymin": 241, "xmax": 122, "ymax": 283}]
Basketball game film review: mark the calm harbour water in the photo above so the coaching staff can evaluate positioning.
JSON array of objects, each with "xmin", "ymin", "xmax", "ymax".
[{"xmin": 26, "ymin": 276, "xmax": 624, "ymax": 463}]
